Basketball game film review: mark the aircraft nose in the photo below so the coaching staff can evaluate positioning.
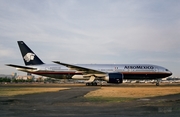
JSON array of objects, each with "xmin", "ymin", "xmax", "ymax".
[{"xmin": 169, "ymin": 71, "xmax": 172, "ymax": 76}]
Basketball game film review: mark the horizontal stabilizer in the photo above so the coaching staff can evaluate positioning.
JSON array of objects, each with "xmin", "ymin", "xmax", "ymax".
[{"xmin": 6, "ymin": 64, "xmax": 37, "ymax": 70}]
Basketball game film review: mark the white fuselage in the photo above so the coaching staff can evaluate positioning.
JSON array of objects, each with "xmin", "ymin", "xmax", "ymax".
[{"xmin": 17, "ymin": 63, "xmax": 172, "ymax": 80}]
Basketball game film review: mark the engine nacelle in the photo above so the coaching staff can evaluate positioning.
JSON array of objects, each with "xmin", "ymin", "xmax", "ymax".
[{"xmin": 104, "ymin": 73, "xmax": 123, "ymax": 84}]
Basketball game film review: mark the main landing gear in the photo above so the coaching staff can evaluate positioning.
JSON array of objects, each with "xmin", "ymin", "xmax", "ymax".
[{"xmin": 85, "ymin": 75, "xmax": 97, "ymax": 86}]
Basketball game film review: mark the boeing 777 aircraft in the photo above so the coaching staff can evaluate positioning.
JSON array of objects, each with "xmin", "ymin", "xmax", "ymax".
[{"xmin": 6, "ymin": 41, "xmax": 172, "ymax": 86}]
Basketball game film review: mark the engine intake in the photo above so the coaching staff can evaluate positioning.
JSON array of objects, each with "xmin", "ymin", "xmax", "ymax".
[{"xmin": 105, "ymin": 73, "xmax": 123, "ymax": 84}]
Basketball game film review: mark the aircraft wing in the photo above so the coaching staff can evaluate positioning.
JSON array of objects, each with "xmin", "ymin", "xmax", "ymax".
[
  {"xmin": 6, "ymin": 64, "xmax": 37, "ymax": 70},
  {"xmin": 53, "ymin": 61, "xmax": 106, "ymax": 74}
]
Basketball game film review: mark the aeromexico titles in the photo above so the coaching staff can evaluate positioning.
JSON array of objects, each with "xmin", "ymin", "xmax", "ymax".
[{"xmin": 6, "ymin": 41, "xmax": 172, "ymax": 86}]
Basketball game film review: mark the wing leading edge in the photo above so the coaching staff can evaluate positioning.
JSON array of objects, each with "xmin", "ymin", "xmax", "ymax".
[
  {"xmin": 6, "ymin": 64, "xmax": 37, "ymax": 70},
  {"xmin": 52, "ymin": 61, "xmax": 106, "ymax": 74}
]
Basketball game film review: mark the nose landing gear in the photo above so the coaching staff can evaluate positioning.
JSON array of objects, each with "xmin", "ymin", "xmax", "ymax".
[{"xmin": 156, "ymin": 79, "xmax": 160, "ymax": 86}]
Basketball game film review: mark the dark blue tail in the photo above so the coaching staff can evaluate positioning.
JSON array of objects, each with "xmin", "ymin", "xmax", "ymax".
[{"xmin": 17, "ymin": 41, "xmax": 44, "ymax": 65}]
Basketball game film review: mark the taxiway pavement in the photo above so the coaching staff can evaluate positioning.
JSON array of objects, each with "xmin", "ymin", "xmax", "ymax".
[{"xmin": 0, "ymin": 84, "xmax": 180, "ymax": 117}]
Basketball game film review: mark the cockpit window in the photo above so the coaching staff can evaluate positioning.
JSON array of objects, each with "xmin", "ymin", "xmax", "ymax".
[{"xmin": 165, "ymin": 69, "xmax": 169, "ymax": 71}]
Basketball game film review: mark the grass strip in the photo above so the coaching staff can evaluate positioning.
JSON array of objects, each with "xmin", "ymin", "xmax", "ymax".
[{"xmin": 0, "ymin": 87, "xmax": 69, "ymax": 97}]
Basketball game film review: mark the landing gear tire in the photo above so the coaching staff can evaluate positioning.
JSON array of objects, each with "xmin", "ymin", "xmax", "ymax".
[
  {"xmin": 86, "ymin": 82, "xmax": 97, "ymax": 86},
  {"xmin": 156, "ymin": 82, "xmax": 159, "ymax": 86},
  {"xmin": 92, "ymin": 82, "xmax": 97, "ymax": 86}
]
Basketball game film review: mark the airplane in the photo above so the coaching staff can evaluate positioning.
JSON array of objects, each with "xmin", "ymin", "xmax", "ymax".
[{"xmin": 6, "ymin": 41, "xmax": 172, "ymax": 86}]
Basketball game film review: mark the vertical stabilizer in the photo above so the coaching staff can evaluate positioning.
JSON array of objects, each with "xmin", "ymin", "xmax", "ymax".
[{"xmin": 17, "ymin": 41, "xmax": 44, "ymax": 65}]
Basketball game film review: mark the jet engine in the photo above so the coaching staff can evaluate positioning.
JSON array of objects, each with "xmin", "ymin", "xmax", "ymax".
[{"xmin": 104, "ymin": 73, "xmax": 123, "ymax": 84}]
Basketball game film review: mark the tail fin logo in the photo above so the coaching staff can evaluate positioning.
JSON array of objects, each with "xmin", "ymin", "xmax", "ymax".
[{"xmin": 24, "ymin": 53, "xmax": 35, "ymax": 62}]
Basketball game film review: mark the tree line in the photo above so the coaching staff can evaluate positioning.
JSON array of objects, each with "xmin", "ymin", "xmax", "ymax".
[
  {"xmin": 0, "ymin": 77, "xmax": 56, "ymax": 83},
  {"xmin": 0, "ymin": 77, "xmax": 35, "ymax": 83}
]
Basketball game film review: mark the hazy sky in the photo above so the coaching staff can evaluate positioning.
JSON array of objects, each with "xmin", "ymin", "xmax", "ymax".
[{"xmin": 0, "ymin": 0, "xmax": 180, "ymax": 77}]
